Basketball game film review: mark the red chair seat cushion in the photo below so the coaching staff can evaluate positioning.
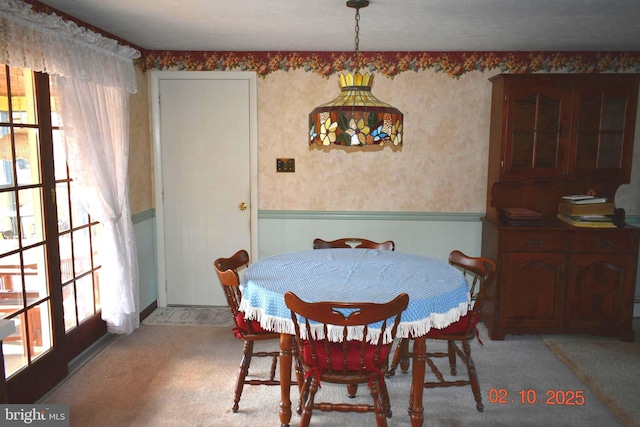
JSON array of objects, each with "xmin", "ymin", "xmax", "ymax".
[
  {"xmin": 301, "ymin": 340, "xmax": 389, "ymax": 371},
  {"xmin": 232, "ymin": 312, "xmax": 269, "ymax": 338},
  {"xmin": 425, "ymin": 312, "xmax": 477, "ymax": 338}
]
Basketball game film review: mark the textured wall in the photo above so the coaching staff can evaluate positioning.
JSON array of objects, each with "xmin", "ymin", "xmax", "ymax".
[
  {"xmin": 128, "ymin": 67, "xmax": 153, "ymax": 214},
  {"xmin": 257, "ymin": 69, "xmax": 496, "ymax": 212}
]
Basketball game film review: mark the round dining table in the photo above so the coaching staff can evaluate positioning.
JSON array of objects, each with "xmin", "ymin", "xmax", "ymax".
[{"xmin": 239, "ymin": 248, "xmax": 471, "ymax": 427}]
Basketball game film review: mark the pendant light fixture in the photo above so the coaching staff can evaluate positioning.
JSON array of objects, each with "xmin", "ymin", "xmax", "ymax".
[{"xmin": 309, "ymin": 0, "xmax": 403, "ymax": 147}]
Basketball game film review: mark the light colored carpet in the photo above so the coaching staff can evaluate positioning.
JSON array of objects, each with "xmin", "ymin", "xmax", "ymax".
[
  {"xmin": 39, "ymin": 321, "xmax": 632, "ymax": 427},
  {"xmin": 542, "ymin": 323, "xmax": 640, "ymax": 427},
  {"xmin": 142, "ymin": 306, "xmax": 234, "ymax": 327}
]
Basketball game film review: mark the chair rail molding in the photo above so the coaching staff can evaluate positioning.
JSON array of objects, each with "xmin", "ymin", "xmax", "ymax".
[{"xmin": 258, "ymin": 210, "xmax": 484, "ymax": 221}]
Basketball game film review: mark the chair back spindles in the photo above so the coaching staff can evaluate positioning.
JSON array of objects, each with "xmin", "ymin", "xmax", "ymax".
[{"xmin": 285, "ymin": 291, "xmax": 409, "ymax": 426}]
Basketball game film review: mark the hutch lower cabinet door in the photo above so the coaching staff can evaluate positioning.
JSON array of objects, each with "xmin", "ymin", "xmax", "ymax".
[{"xmin": 481, "ymin": 220, "xmax": 638, "ymax": 341}]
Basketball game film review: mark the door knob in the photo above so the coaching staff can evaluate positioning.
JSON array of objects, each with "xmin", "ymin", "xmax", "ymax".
[{"xmin": 239, "ymin": 202, "xmax": 247, "ymax": 211}]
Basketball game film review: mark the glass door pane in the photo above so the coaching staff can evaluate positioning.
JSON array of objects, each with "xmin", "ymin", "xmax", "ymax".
[
  {"xmin": 576, "ymin": 94, "xmax": 625, "ymax": 169},
  {"xmin": 51, "ymin": 116, "xmax": 102, "ymax": 333},
  {"xmin": 0, "ymin": 66, "xmax": 52, "ymax": 377},
  {"xmin": 507, "ymin": 87, "xmax": 565, "ymax": 177}
]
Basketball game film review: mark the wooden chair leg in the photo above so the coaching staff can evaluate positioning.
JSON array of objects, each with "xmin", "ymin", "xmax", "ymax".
[
  {"xmin": 369, "ymin": 377, "xmax": 388, "ymax": 427},
  {"xmin": 292, "ymin": 341, "xmax": 304, "ymax": 394},
  {"xmin": 299, "ymin": 377, "xmax": 318, "ymax": 427},
  {"xmin": 408, "ymin": 379, "xmax": 414, "ymax": 416},
  {"xmin": 232, "ymin": 340, "xmax": 254, "ymax": 412},
  {"xmin": 378, "ymin": 375, "xmax": 392, "ymax": 418},
  {"xmin": 269, "ymin": 354, "xmax": 278, "ymax": 381},
  {"xmin": 398, "ymin": 338, "xmax": 411, "ymax": 373},
  {"xmin": 297, "ymin": 376, "xmax": 311, "ymax": 416},
  {"xmin": 388, "ymin": 338, "xmax": 410, "ymax": 376},
  {"xmin": 447, "ymin": 340, "xmax": 458, "ymax": 375},
  {"xmin": 347, "ymin": 383, "xmax": 358, "ymax": 398},
  {"xmin": 462, "ymin": 340, "xmax": 484, "ymax": 412}
]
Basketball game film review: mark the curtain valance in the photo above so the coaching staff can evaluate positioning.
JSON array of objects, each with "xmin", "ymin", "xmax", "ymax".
[{"xmin": 0, "ymin": 0, "xmax": 140, "ymax": 93}]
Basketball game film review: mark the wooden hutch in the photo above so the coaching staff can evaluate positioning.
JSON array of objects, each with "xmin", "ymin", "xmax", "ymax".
[{"xmin": 481, "ymin": 73, "xmax": 640, "ymax": 342}]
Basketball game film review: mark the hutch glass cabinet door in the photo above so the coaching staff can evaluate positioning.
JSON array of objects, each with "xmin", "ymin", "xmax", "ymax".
[
  {"xmin": 504, "ymin": 86, "xmax": 570, "ymax": 178},
  {"xmin": 570, "ymin": 80, "xmax": 637, "ymax": 181}
]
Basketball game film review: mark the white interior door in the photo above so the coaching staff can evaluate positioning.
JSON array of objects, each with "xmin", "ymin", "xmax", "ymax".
[{"xmin": 151, "ymin": 71, "xmax": 257, "ymax": 306}]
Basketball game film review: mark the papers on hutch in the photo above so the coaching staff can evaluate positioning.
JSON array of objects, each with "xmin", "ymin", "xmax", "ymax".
[
  {"xmin": 558, "ymin": 195, "xmax": 616, "ymax": 228},
  {"xmin": 561, "ymin": 195, "xmax": 609, "ymax": 204}
]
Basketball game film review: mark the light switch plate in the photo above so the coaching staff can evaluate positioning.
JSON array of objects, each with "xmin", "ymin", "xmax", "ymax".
[{"xmin": 276, "ymin": 158, "xmax": 295, "ymax": 172}]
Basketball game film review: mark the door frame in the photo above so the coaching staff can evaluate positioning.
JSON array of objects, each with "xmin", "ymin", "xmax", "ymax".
[{"xmin": 150, "ymin": 71, "xmax": 258, "ymax": 307}]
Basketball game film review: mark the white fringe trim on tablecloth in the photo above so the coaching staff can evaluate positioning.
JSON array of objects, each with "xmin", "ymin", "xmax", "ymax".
[
  {"xmin": 238, "ymin": 300, "xmax": 394, "ymax": 343},
  {"xmin": 239, "ymin": 298, "xmax": 470, "ymax": 344},
  {"xmin": 239, "ymin": 299, "xmax": 295, "ymax": 334},
  {"xmin": 396, "ymin": 301, "xmax": 469, "ymax": 339}
]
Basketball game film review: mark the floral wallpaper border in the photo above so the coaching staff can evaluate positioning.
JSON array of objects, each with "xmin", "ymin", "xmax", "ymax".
[
  {"xmin": 142, "ymin": 50, "xmax": 640, "ymax": 78},
  {"xmin": 23, "ymin": 1, "xmax": 640, "ymax": 79}
]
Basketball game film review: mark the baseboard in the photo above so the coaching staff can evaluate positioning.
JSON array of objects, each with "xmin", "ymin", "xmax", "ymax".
[{"xmin": 140, "ymin": 300, "xmax": 158, "ymax": 321}]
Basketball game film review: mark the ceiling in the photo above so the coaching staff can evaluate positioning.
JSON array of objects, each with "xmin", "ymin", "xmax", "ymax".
[{"xmin": 34, "ymin": 0, "xmax": 640, "ymax": 52}]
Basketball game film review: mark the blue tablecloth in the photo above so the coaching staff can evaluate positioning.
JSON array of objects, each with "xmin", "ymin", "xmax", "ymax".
[{"xmin": 239, "ymin": 249, "xmax": 470, "ymax": 342}]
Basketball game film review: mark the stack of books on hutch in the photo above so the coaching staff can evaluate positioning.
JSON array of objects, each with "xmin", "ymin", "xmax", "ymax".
[
  {"xmin": 557, "ymin": 195, "xmax": 616, "ymax": 228},
  {"xmin": 500, "ymin": 207, "xmax": 544, "ymax": 226}
]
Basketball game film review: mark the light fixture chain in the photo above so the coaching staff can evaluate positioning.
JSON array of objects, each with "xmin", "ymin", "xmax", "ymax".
[{"xmin": 354, "ymin": 7, "xmax": 361, "ymax": 71}]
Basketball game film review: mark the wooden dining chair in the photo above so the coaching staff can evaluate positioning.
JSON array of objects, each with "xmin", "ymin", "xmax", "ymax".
[
  {"xmin": 285, "ymin": 291, "xmax": 409, "ymax": 427},
  {"xmin": 313, "ymin": 237, "xmax": 396, "ymax": 399},
  {"xmin": 214, "ymin": 249, "xmax": 281, "ymax": 413},
  {"xmin": 313, "ymin": 237, "xmax": 395, "ymax": 251},
  {"xmin": 388, "ymin": 250, "xmax": 496, "ymax": 412}
]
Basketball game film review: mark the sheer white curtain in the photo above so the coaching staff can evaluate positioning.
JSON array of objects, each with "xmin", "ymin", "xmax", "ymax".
[
  {"xmin": 55, "ymin": 78, "xmax": 139, "ymax": 334},
  {"xmin": 0, "ymin": 0, "xmax": 141, "ymax": 333}
]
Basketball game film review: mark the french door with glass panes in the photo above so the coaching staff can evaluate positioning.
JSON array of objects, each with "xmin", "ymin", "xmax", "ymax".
[{"xmin": 0, "ymin": 64, "xmax": 104, "ymax": 403}]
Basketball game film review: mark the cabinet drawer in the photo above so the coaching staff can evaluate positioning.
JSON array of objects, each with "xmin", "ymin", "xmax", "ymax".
[
  {"xmin": 570, "ymin": 232, "xmax": 638, "ymax": 253},
  {"xmin": 502, "ymin": 231, "xmax": 568, "ymax": 252}
]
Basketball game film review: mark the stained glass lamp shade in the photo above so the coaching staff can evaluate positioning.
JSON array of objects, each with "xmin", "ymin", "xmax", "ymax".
[{"xmin": 309, "ymin": 72, "xmax": 403, "ymax": 147}]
